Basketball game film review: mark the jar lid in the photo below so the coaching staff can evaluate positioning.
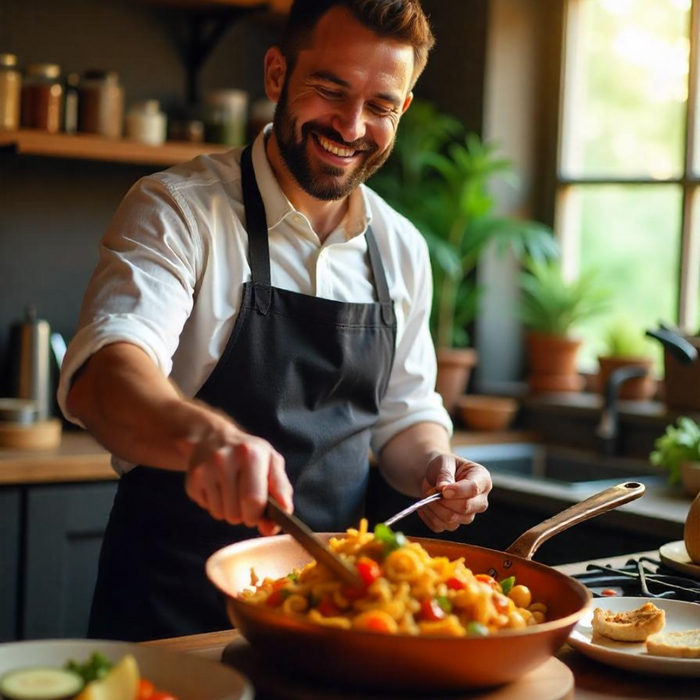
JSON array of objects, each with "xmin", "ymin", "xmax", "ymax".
[
  {"xmin": 0, "ymin": 399, "xmax": 38, "ymax": 425},
  {"xmin": 26, "ymin": 63, "xmax": 61, "ymax": 79},
  {"xmin": 0, "ymin": 53, "xmax": 18, "ymax": 68},
  {"xmin": 83, "ymin": 69, "xmax": 120, "ymax": 85},
  {"xmin": 206, "ymin": 89, "xmax": 249, "ymax": 109},
  {"xmin": 129, "ymin": 100, "xmax": 161, "ymax": 115}
]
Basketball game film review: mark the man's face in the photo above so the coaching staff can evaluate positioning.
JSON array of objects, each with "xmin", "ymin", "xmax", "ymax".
[{"xmin": 268, "ymin": 7, "xmax": 414, "ymax": 201}]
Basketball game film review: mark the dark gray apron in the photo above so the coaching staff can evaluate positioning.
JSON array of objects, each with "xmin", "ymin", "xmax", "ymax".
[{"xmin": 88, "ymin": 145, "xmax": 397, "ymax": 641}]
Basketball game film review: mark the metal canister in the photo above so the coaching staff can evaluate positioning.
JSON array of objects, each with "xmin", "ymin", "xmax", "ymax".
[
  {"xmin": 0, "ymin": 53, "xmax": 21, "ymax": 131},
  {"xmin": 79, "ymin": 69, "xmax": 124, "ymax": 138},
  {"xmin": 21, "ymin": 63, "xmax": 63, "ymax": 133},
  {"xmin": 8, "ymin": 306, "xmax": 53, "ymax": 421}
]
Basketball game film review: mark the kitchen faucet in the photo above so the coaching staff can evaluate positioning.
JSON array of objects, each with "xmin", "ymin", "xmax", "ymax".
[{"xmin": 596, "ymin": 365, "xmax": 650, "ymax": 457}]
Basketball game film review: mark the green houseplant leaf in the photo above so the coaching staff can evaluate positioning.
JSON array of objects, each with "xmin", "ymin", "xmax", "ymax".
[
  {"xmin": 650, "ymin": 417, "xmax": 700, "ymax": 484},
  {"xmin": 517, "ymin": 259, "xmax": 612, "ymax": 336},
  {"xmin": 370, "ymin": 100, "xmax": 556, "ymax": 349},
  {"xmin": 601, "ymin": 317, "xmax": 654, "ymax": 358}
]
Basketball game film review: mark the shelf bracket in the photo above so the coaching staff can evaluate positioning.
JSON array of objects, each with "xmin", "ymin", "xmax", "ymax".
[{"xmin": 183, "ymin": 4, "xmax": 268, "ymax": 105}]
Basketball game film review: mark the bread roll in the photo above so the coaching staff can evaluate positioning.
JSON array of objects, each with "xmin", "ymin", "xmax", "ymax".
[
  {"xmin": 646, "ymin": 629, "xmax": 700, "ymax": 658},
  {"xmin": 591, "ymin": 602, "xmax": 666, "ymax": 642}
]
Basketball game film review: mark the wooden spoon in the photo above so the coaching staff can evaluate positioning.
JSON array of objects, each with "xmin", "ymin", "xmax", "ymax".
[{"xmin": 684, "ymin": 492, "xmax": 700, "ymax": 564}]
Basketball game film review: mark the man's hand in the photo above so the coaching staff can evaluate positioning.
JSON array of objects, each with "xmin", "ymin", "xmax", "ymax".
[
  {"xmin": 418, "ymin": 453, "xmax": 492, "ymax": 533},
  {"xmin": 177, "ymin": 422, "xmax": 294, "ymax": 536}
]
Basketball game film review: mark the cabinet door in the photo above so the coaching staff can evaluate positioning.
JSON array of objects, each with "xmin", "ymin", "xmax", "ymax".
[
  {"xmin": 23, "ymin": 482, "xmax": 117, "ymax": 639},
  {"xmin": 0, "ymin": 489, "xmax": 21, "ymax": 642}
]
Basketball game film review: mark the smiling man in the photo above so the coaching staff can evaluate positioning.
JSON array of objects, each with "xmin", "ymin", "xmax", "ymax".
[{"xmin": 59, "ymin": 0, "xmax": 492, "ymax": 642}]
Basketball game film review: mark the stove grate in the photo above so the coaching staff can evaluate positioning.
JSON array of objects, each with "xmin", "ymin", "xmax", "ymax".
[{"xmin": 571, "ymin": 557, "xmax": 700, "ymax": 603}]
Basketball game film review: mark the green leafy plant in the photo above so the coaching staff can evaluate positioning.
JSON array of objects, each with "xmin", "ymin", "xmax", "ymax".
[
  {"xmin": 370, "ymin": 101, "xmax": 557, "ymax": 349},
  {"xmin": 517, "ymin": 259, "xmax": 611, "ymax": 336},
  {"xmin": 650, "ymin": 416, "xmax": 700, "ymax": 484},
  {"xmin": 601, "ymin": 317, "xmax": 653, "ymax": 358}
]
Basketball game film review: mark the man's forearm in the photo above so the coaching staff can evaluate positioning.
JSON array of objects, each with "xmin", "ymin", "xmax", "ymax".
[
  {"xmin": 66, "ymin": 342, "xmax": 225, "ymax": 470},
  {"xmin": 378, "ymin": 422, "xmax": 452, "ymax": 498}
]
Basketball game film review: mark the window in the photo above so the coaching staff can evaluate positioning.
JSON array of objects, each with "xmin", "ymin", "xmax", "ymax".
[{"xmin": 557, "ymin": 0, "xmax": 699, "ymax": 368}]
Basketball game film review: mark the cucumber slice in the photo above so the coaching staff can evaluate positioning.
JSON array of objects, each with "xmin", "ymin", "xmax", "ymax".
[{"xmin": 0, "ymin": 666, "xmax": 84, "ymax": 700}]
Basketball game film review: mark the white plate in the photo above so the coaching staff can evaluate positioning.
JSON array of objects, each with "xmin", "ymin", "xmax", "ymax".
[
  {"xmin": 0, "ymin": 639, "xmax": 254, "ymax": 700},
  {"xmin": 568, "ymin": 597, "xmax": 700, "ymax": 677},
  {"xmin": 659, "ymin": 541, "xmax": 700, "ymax": 580}
]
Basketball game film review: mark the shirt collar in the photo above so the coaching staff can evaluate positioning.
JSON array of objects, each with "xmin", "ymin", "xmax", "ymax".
[{"xmin": 251, "ymin": 125, "xmax": 373, "ymax": 241}]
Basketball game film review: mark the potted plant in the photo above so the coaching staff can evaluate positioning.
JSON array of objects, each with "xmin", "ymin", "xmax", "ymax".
[
  {"xmin": 650, "ymin": 416, "xmax": 700, "ymax": 496},
  {"xmin": 517, "ymin": 258, "xmax": 611, "ymax": 393},
  {"xmin": 596, "ymin": 317, "xmax": 656, "ymax": 401},
  {"xmin": 370, "ymin": 101, "xmax": 557, "ymax": 413}
]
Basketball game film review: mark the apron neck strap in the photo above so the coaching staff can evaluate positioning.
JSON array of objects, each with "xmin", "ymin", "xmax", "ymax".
[
  {"xmin": 365, "ymin": 227, "xmax": 391, "ymax": 305},
  {"xmin": 240, "ymin": 143, "xmax": 391, "ymax": 308},
  {"xmin": 241, "ymin": 145, "xmax": 271, "ymax": 287}
]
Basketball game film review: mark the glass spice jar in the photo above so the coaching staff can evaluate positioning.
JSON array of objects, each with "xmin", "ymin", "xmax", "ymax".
[
  {"xmin": 204, "ymin": 89, "xmax": 248, "ymax": 146},
  {"xmin": 125, "ymin": 100, "xmax": 167, "ymax": 146},
  {"xmin": 79, "ymin": 70, "xmax": 124, "ymax": 139},
  {"xmin": 0, "ymin": 53, "xmax": 21, "ymax": 131},
  {"xmin": 21, "ymin": 63, "xmax": 63, "ymax": 133}
]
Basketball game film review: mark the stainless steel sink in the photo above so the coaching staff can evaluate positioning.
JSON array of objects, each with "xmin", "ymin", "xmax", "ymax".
[{"xmin": 453, "ymin": 443, "xmax": 667, "ymax": 491}]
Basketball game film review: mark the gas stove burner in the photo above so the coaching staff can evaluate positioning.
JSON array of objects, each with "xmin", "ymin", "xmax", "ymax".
[{"xmin": 572, "ymin": 557, "xmax": 700, "ymax": 603}]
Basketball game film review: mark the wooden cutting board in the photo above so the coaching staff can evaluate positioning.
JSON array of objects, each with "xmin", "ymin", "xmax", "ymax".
[
  {"xmin": 222, "ymin": 637, "xmax": 574, "ymax": 700},
  {"xmin": 0, "ymin": 419, "xmax": 61, "ymax": 449}
]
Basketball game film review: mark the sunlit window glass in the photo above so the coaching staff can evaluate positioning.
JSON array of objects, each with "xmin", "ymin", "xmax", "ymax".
[
  {"xmin": 562, "ymin": 0, "xmax": 690, "ymax": 179},
  {"xmin": 567, "ymin": 185, "xmax": 682, "ymax": 370},
  {"xmin": 693, "ymin": 191, "xmax": 700, "ymax": 331}
]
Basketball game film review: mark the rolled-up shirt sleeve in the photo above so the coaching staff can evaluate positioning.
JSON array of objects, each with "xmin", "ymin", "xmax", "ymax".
[
  {"xmin": 57, "ymin": 175, "xmax": 199, "ymax": 426},
  {"xmin": 370, "ymin": 232, "xmax": 453, "ymax": 454}
]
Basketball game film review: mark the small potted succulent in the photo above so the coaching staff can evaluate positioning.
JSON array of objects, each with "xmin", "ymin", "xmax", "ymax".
[
  {"xmin": 517, "ymin": 258, "xmax": 611, "ymax": 393},
  {"xmin": 596, "ymin": 318, "xmax": 656, "ymax": 401},
  {"xmin": 650, "ymin": 416, "xmax": 700, "ymax": 496}
]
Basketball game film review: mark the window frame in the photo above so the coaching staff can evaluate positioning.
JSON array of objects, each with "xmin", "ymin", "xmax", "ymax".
[{"xmin": 553, "ymin": 0, "xmax": 700, "ymax": 330}]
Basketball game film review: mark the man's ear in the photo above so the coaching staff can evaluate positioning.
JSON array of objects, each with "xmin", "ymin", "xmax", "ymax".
[
  {"xmin": 401, "ymin": 91, "xmax": 414, "ymax": 115},
  {"xmin": 264, "ymin": 46, "xmax": 287, "ymax": 103}
]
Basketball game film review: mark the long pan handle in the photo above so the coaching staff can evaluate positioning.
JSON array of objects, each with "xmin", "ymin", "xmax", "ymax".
[{"xmin": 506, "ymin": 481, "xmax": 646, "ymax": 560}]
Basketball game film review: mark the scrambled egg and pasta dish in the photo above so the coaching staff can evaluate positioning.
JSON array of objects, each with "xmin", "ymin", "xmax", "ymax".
[{"xmin": 239, "ymin": 520, "xmax": 548, "ymax": 636}]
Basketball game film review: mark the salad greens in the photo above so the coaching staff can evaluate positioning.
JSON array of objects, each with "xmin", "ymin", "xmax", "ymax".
[{"xmin": 65, "ymin": 652, "xmax": 112, "ymax": 684}]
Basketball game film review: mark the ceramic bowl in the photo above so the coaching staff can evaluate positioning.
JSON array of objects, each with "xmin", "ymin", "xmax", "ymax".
[{"xmin": 457, "ymin": 395, "xmax": 519, "ymax": 432}]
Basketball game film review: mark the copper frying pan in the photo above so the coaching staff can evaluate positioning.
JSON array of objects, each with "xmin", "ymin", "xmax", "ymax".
[{"xmin": 207, "ymin": 482, "xmax": 644, "ymax": 692}]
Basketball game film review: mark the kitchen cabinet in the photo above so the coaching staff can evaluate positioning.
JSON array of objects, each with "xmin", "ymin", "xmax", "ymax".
[
  {"xmin": 21, "ymin": 482, "xmax": 118, "ymax": 640},
  {"xmin": 0, "ymin": 489, "xmax": 21, "ymax": 642}
]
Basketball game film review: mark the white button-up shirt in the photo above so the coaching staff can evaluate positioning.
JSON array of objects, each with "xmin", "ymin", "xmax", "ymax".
[{"xmin": 58, "ymin": 129, "xmax": 452, "ymax": 474}]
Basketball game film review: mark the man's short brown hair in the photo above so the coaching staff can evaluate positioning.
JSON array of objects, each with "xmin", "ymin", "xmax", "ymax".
[{"xmin": 281, "ymin": 0, "xmax": 435, "ymax": 88}]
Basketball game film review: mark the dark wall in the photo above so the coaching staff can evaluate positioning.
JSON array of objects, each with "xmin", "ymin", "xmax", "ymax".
[
  {"xmin": 419, "ymin": 0, "xmax": 488, "ymax": 135},
  {"xmin": 0, "ymin": 0, "xmax": 488, "ymax": 396}
]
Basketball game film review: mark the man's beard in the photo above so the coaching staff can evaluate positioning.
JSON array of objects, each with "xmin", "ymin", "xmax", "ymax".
[{"xmin": 273, "ymin": 82, "xmax": 395, "ymax": 201}]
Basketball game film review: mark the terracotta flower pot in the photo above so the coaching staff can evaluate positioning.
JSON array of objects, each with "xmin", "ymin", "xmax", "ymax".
[
  {"xmin": 596, "ymin": 356, "xmax": 656, "ymax": 401},
  {"xmin": 524, "ymin": 332, "xmax": 584, "ymax": 394},
  {"xmin": 457, "ymin": 395, "xmax": 519, "ymax": 432},
  {"xmin": 435, "ymin": 347, "xmax": 478, "ymax": 415}
]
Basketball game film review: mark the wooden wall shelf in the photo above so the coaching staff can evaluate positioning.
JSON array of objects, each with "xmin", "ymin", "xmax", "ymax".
[
  {"xmin": 136, "ymin": 0, "xmax": 290, "ymax": 10},
  {"xmin": 0, "ymin": 129, "xmax": 231, "ymax": 167}
]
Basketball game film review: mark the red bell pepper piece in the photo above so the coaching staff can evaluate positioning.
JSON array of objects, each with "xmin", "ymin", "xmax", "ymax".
[
  {"xmin": 318, "ymin": 596, "xmax": 341, "ymax": 617},
  {"xmin": 446, "ymin": 577, "xmax": 466, "ymax": 590},
  {"xmin": 420, "ymin": 597, "xmax": 446, "ymax": 621},
  {"xmin": 356, "ymin": 557, "xmax": 382, "ymax": 586}
]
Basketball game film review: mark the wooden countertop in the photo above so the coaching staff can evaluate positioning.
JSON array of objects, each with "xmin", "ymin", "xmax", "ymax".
[
  {"xmin": 0, "ymin": 431, "xmax": 114, "ymax": 484},
  {"xmin": 147, "ymin": 551, "xmax": 700, "ymax": 700},
  {"xmin": 0, "ymin": 430, "xmax": 537, "ymax": 486}
]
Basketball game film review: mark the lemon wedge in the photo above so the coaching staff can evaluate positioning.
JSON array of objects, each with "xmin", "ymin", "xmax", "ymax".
[{"xmin": 74, "ymin": 655, "xmax": 139, "ymax": 700}]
